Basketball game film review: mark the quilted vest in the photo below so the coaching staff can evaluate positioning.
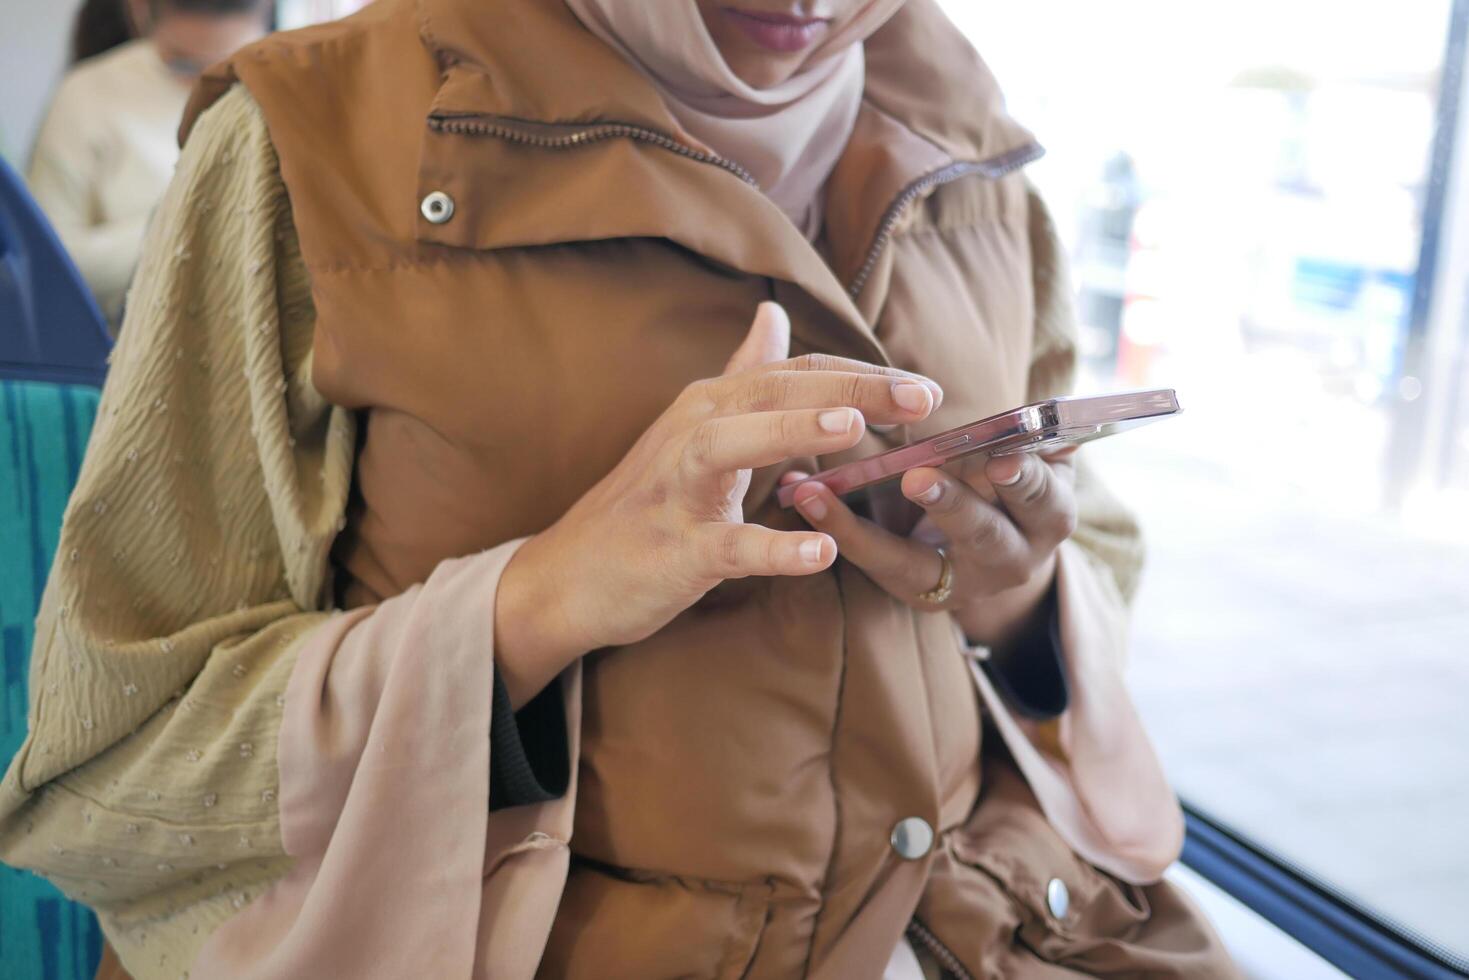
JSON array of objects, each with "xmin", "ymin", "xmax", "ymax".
[{"xmin": 183, "ymin": 0, "xmax": 1045, "ymax": 974}]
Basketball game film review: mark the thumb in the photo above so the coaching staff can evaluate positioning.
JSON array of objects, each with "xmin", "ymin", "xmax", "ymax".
[{"xmin": 723, "ymin": 301, "xmax": 791, "ymax": 376}]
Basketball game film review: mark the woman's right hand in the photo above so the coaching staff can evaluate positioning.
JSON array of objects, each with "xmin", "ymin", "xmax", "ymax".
[{"xmin": 493, "ymin": 302, "xmax": 942, "ymax": 706}]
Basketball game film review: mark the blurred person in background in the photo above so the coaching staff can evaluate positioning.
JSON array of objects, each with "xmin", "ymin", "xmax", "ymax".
[
  {"xmin": 70, "ymin": 0, "xmax": 141, "ymax": 65},
  {"xmin": 27, "ymin": 0, "xmax": 271, "ymax": 332}
]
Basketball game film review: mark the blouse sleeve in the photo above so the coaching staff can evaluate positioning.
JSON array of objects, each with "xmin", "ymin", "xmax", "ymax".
[
  {"xmin": 962, "ymin": 184, "xmax": 1183, "ymax": 885},
  {"xmin": 0, "ymin": 85, "xmax": 578, "ymax": 979},
  {"xmin": 1022, "ymin": 182, "xmax": 1146, "ymax": 610},
  {"xmin": 0, "ymin": 82, "xmax": 355, "ymax": 970}
]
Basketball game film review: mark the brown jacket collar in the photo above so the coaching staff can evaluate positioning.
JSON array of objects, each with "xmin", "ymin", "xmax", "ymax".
[
  {"xmin": 416, "ymin": 0, "xmax": 1033, "ymax": 164},
  {"xmin": 183, "ymin": 0, "xmax": 1039, "ymax": 360},
  {"xmin": 413, "ymin": 0, "xmax": 1041, "ymax": 286}
]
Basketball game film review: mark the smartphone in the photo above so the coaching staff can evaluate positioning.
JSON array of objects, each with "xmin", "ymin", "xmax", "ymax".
[{"xmin": 776, "ymin": 388, "xmax": 1180, "ymax": 508}]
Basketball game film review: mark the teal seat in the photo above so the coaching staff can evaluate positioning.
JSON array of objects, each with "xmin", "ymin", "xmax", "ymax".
[
  {"xmin": 2, "ymin": 153, "xmax": 111, "ymax": 979},
  {"xmin": 1, "ymin": 380, "xmax": 104, "ymax": 980}
]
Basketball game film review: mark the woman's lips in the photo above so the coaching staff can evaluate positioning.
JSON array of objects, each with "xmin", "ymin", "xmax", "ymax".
[{"xmin": 721, "ymin": 7, "xmax": 831, "ymax": 53}]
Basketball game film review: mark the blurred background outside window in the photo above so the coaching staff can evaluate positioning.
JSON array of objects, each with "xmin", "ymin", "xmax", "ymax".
[
  {"xmin": 275, "ymin": 0, "xmax": 369, "ymax": 30},
  {"xmin": 936, "ymin": 0, "xmax": 1469, "ymax": 960},
  {"xmin": 0, "ymin": 1, "xmax": 369, "ymax": 162}
]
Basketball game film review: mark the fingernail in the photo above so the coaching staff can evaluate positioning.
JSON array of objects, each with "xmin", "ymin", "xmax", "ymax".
[
  {"xmin": 910, "ymin": 479, "xmax": 943, "ymax": 504},
  {"xmin": 796, "ymin": 489, "xmax": 828, "ymax": 521},
  {"xmin": 800, "ymin": 538, "xmax": 825, "ymax": 564},
  {"xmin": 892, "ymin": 383, "xmax": 931, "ymax": 414},
  {"xmin": 993, "ymin": 463, "xmax": 1024, "ymax": 487},
  {"xmin": 818, "ymin": 409, "xmax": 856, "ymax": 434}
]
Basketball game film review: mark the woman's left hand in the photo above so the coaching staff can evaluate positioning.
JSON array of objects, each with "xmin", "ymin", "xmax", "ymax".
[{"xmin": 784, "ymin": 450, "xmax": 1078, "ymax": 648}]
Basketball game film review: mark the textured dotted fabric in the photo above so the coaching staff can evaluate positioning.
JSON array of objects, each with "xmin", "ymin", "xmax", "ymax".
[{"xmin": 0, "ymin": 86, "xmax": 354, "ymax": 980}]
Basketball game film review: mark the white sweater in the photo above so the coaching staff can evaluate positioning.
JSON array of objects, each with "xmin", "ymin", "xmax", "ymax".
[{"xmin": 27, "ymin": 40, "xmax": 192, "ymax": 332}]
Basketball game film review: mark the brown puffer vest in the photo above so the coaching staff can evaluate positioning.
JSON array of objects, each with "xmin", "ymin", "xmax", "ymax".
[{"xmin": 184, "ymin": 0, "xmax": 1073, "ymax": 975}]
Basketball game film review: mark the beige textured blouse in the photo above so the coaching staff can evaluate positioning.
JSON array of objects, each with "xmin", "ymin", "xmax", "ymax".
[
  {"xmin": 0, "ymin": 83, "xmax": 1150, "ymax": 979},
  {"xmin": 1, "ymin": 86, "xmax": 353, "ymax": 975}
]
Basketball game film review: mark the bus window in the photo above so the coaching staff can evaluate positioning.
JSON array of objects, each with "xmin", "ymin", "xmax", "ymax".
[{"xmin": 938, "ymin": 0, "xmax": 1469, "ymax": 966}]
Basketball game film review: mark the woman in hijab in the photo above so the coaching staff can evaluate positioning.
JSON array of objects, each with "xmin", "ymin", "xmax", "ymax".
[{"xmin": 1, "ymin": 1, "xmax": 1240, "ymax": 978}]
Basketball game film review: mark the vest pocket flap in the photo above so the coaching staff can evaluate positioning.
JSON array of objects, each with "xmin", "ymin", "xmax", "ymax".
[
  {"xmin": 949, "ymin": 764, "xmax": 1148, "ymax": 941},
  {"xmin": 542, "ymin": 861, "xmax": 773, "ymax": 979}
]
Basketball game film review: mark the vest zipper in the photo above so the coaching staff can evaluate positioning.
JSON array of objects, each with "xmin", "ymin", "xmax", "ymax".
[
  {"xmin": 905, "ymin": 917, "xmax": 975, "ymax": 980},
  {"xmin": 846, "ymin": 141, "xmax": 1045, "ymax": 300},
  {"xmin": 430, "ymin": 115, "xmax": 1040, "ymax": 310},
  {"xmin": 428, "ymin": 116, "xmax": 758, "ymax": 186}
]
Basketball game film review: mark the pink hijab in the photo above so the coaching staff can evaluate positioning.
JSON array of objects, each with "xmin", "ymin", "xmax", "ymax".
[{"xmin": 564, "ymin": 0, "xmax": 906, "ymax": 237}]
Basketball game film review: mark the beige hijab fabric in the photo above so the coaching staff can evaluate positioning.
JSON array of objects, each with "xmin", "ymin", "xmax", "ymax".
[{"xmin": 564, "ymin": 0, "xmax": 905, "ymax": 237}]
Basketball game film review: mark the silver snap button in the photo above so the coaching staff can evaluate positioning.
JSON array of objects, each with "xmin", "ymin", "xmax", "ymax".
[
  {"xmin": 890, "ymin": 817, "xmax": 934, "ymax": 860},
  {"xmin": 1046, "ymin": 877, "xmax": 1070, "ymax": 919},
  {"xmin": 420, "ymin": 191, "xmax": 455, "ymax": 224}
]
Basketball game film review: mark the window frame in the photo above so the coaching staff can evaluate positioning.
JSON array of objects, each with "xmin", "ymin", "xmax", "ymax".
[
  {"xmin": 1181, "ymin": 803, "xmax": 1469, "ymax": 978},
  {"xmin": 1386, "ymin": 0, "xmax": 1469, "ymax": 504}
]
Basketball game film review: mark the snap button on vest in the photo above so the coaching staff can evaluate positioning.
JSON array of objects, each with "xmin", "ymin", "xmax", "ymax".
[
  {"xmin": 1046, "ymin": 877, "xmax": 1070, "ymax": 919},
  {"xmin": 420, "ymin": 191, "xmax": 455, "ymax": 224},
  {"xmin": 889, "ymin": 817, "xmax": 934, "ymax": 860}
]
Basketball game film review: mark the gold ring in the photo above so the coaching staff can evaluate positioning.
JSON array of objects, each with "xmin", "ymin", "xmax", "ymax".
[{"xmin": 915, "ymin": 547, "xmax": 953, "ymax": 605}]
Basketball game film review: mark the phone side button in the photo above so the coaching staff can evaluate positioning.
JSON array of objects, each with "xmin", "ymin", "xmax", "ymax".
[{"xmin": 932, "ymin": 434, "xmax": 972, "ymax": 454}]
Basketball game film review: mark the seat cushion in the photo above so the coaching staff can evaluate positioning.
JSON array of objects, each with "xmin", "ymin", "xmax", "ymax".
[{"xmin": 1, "ymin": 378, "xmax": 103, "ymax": 980}]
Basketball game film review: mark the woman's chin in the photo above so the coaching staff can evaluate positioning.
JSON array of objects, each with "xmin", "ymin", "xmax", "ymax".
[{"xmin": 720, "ymin": 45, "xmax": 814, "ymax": 88}]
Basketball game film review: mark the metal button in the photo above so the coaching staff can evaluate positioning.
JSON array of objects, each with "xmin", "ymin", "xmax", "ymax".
[
  {"xmin": 420, "ymin": 191, "xmax": 455, "ymax": 224},
  {"xmin": 890, "ymin": 817, "xmax": 934, "ymax": 860},
  {"xmin": 1046, "ymin": 877, "xmax": 1070, "ymax": 919}
]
